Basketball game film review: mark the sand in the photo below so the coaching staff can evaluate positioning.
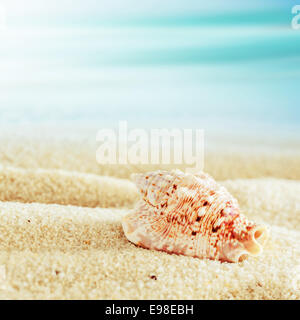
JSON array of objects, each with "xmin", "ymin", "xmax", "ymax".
[
  {"xmin": 0, "ymin": 133, "xmax": 299, "ymax": 300},
  {"xmin": 0, "ymin": 166, "xmax": 138, "ymax": 208},
  {"xmin": 1, "ymin": 132, "xmax": 300, "ymax": 181}
]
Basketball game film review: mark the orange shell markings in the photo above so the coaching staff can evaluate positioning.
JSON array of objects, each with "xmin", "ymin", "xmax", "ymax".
[{"xmin": 122, "ymin": 170, "xmax": 269, "ymax": 263}]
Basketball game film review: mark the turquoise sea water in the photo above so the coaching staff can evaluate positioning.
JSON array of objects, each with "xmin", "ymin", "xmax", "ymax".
[{"xmin": 0, "ymin": 1, "xmax": 299, "ymax": 139}]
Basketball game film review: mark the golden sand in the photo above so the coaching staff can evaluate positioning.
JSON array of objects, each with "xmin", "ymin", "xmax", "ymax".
[{"xmin": 0, "ymin": 134, "xmax": 299, "ymax": 299}]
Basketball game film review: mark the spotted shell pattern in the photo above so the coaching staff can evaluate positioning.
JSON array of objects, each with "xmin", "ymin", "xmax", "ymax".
[{"xmin": 122, "ymin": 170, "xmax": 268, "ymax": 262}]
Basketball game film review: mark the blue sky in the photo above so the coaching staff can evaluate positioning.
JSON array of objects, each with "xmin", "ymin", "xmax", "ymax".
[
  {"xmin": 0, "ymin": 1, "xmax": 299, "ymax": 137},
  {"xmin": 2, "ymin": 0, "xmax": 296, "ymax": 24}
]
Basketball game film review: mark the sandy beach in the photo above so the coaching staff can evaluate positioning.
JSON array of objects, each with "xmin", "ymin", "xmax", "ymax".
[
  {"xmin": 0, "ymin": 130, "xmax": 299, "ymax": 300},
  {"xmin": 0, "ymin": 0, "xmax": 299, "ymax": 302}
]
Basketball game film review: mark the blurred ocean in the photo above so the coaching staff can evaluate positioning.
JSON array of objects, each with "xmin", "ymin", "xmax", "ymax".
[{"xmin": 0, "ymin": 0, "xmax": 299, "ymax": 140}]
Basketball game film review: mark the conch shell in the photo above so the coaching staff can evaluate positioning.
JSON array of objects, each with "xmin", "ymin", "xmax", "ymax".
[{"xmin": 122, "ymin": 170, "xmax": 269, "ymax": 263}]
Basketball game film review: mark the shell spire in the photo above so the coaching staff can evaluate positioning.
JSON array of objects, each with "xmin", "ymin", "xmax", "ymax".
[{"xmin": 122, "ymin": 170, "xmax": 269, "ymax": 263}]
